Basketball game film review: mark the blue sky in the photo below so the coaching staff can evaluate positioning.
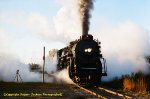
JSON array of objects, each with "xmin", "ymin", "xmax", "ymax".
[
  {"xmin": 93, "ymin": 0, "xmax": 150, "ymax": 29},
  {"xmin": 0, "ymin": 0, "xmax": 150, "ymax": 64}
]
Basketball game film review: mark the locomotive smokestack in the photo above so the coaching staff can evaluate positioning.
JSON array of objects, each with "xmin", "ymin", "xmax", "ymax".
[{"xmin": 78, "ymin": 0, "xmax": 94, "ymax": 35}]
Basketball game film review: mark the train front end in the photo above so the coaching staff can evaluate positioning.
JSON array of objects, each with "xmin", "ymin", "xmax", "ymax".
[{"xmin": 70, "ymin": 34, "xmax": 107, "ymax": 85}]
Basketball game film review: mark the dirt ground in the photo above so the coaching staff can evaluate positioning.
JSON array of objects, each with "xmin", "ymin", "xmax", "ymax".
[{"xmin": 0, "ymin": 82, "xmax": 98, "ymax": 99}]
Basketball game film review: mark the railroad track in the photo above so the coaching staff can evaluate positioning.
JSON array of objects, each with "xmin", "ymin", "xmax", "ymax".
[{"xmin": 76, "ymin": 85, "xmax": 135, "ymax": 99}]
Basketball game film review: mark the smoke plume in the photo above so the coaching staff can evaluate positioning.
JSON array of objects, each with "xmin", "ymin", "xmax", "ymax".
[{"xmin": 78, "ymin": 0, "xmax": 94, "ymax": 35}]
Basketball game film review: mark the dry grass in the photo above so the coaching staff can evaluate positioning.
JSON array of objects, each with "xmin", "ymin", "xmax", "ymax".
[
  {"xmin": 123, "ymin": 77, "xmax": 134, "ymax": 91},
  {"xmin": 102, "ymin": 72, "xmax": 150, "ymax": 93},
  {"xmin": 123, "ymin": 74, "xmax": 147, "ymax": 92}
]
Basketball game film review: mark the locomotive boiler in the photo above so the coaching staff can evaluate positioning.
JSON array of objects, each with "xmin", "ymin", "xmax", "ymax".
[{"xmin": 57, "ymin": 34, "xmax": 107, "ymax": 85}]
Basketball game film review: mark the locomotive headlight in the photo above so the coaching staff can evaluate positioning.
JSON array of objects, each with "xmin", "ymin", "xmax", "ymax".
[
  {"xmin": 87, "ymin": 48, "xmax": 92, "ymax": 52},
  {"xmin": 84, "ymin": 48, "xmax": 92, "ymax": 53},
  {"xmin": 84, "ymin": 49, "xmax": 88, "ymax": 52}
]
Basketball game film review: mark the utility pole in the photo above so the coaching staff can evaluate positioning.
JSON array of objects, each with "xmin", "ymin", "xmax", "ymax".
[{"xmin": 43, "ymin": 46, "xmax": 45, "ymax": 83}]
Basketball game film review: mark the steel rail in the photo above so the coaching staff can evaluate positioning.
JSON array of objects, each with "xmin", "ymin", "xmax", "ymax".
[{"xmin": 75, "ymin": 84, "xmax": 134, "ymax": 99}]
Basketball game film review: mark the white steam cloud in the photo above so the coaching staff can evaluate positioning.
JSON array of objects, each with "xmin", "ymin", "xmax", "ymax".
[
  {"xmin": 27, "ymin": 0, "xmax": 81, "ymax": 43},
  {"xmin": 50, "ymin": 69, "xmax": 74, "ymax": 84},
  {"xmin": 0, "ymin": 29, "xmax": 56, "ymax": 82},
  {"xmin": 41, "ymin": 56, "xmax": 74, "ymax": 84},
  {"xmin": 0, "ymin": 53, "xmax": 58, "ymax": 82},
  {"xmin": 0, "ymin": 53, "xmax": 41, "ymax": 82},
  {"xmin": 92, "ymin": 21, "xmax": 150, "ymax": 79}
]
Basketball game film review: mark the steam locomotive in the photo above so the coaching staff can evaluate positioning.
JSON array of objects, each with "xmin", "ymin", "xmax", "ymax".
[{"xmin": 57, "ymin": 34, "xmax": 107, "ymax": 85}]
